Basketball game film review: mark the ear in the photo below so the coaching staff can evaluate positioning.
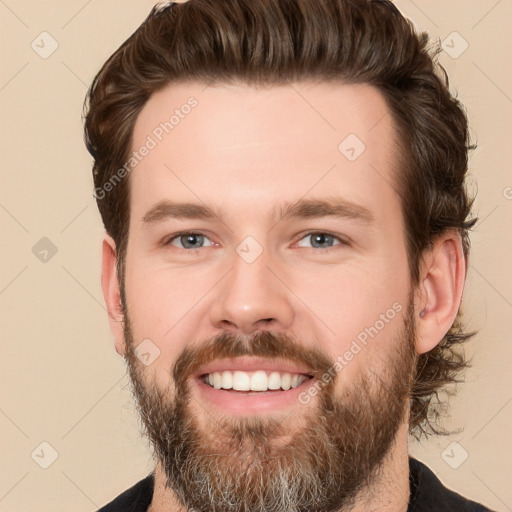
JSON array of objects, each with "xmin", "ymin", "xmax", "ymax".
[
  {"xmin": 101, "ymin": 235, "xmax": 126, "ymax": 356},
  {"xmin": 414, "ymin": 230, "xmax": 466, "ymax": 355}
]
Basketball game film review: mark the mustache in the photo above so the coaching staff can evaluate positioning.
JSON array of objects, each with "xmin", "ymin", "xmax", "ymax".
[{"xmin": 172, "ymin": 330, "xmax": 335, "ymax": 385}]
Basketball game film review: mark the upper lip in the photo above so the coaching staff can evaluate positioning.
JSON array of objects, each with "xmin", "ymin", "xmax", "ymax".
[{"xmin": 194, "ymin": 357, "xmax": 314, "ymax": 378}]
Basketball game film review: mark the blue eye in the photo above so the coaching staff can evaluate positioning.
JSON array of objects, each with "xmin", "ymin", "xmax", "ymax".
[
  {"xmin": 163, "ymin": 231, "xmax": 346, "ymax": 252},
  {"xmin": 166, "ymin": 232, "xmax": 214, "ymax": 249},
  {"xmin": 296, "ymin": 232, "xmax": 344, "ymax": 250}
]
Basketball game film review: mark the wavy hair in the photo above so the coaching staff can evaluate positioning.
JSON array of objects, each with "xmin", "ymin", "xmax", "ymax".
[{"xmin": 83, "ymin": 0, "xmax": 477, "ymax": 437}]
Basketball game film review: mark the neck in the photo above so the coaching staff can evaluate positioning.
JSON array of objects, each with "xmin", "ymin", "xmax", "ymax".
[{"xmin": 149, "ymin": 422, "xmax": 411, "ymax": 512}]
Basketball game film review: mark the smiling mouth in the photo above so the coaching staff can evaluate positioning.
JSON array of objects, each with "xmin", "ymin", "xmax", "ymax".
[{"xmin": 199, "ymin": 369, "xmax": 314, "ymax": 393}]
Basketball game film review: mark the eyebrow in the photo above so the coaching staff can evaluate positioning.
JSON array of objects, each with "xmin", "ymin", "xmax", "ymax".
[
  {"xmin": 141, "ymin": 197, "xmax": 374, "ymax": 225},
  {"xmin": 277, "ymin": 197, "xmax": 374, "ymax": 224},
  {"xmin": 142, "ymin": 201, "xmax": 220, "ymax": 223}
]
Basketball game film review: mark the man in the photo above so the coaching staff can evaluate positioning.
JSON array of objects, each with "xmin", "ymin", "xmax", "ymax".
[{"xmin": 84, "ymin": 0, "xmax": 494, "ymax": 510}]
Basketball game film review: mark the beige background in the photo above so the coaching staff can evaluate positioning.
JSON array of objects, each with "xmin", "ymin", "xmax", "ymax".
[{"xmin": 0, "ymin": 1, "xmax": 511, "ymax": 510}]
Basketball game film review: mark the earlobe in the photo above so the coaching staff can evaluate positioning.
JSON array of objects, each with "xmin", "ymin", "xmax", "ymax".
[
  {"xmin": 414, "ymin": 231, "xmax": 466, "ymax": 355},
  {"xmin": 101, "ymin": 235, "xmax": 127, "ymax": 356}
]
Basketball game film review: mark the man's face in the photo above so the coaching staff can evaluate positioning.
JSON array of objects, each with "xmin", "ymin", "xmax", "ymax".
[{"xmin": 120, "ymin": 81, "xmax": 417, "ymax": 511}]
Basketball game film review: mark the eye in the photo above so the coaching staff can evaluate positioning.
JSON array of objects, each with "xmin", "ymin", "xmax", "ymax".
[
  {"xmin": 164, "ymin": 232, "xmax": 214, "ymax": 250},
  {"xmin": 295, "ymin": 232, "xmax": 346, "ymax": 251}
]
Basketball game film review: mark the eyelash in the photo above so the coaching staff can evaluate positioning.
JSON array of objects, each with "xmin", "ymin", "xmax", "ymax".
[{"xmin": 162, "ymin": 230, "xmax": 348, "ymax": 253}]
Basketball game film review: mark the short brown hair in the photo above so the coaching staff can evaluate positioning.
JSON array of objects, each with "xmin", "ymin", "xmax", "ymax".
[{"xmin": 84, "ymin": 0, "xmax": 477, "ymax": 436}]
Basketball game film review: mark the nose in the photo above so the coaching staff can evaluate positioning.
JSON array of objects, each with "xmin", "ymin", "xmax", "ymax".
[{"xmin": 208, "ymin": 246, "xmax": 294, "ymax": 335}]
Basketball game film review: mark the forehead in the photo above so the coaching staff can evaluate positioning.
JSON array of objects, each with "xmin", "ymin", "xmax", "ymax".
[{"xmin": 129, "ymin": 80, "xmax": 401, "ymax": 226}]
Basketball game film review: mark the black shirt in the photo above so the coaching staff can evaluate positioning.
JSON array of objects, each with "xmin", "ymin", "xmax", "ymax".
[{"xmin": 97, "ymin": 457, "xmax": 495, "ymax": 511}]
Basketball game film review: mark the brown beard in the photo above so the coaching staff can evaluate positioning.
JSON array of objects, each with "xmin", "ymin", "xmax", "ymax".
[{"xmin": 123, "ymin": 298, "xmax": 417, "ymax": 512}]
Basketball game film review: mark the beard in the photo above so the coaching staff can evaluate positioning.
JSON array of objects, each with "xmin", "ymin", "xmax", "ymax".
[{"xmin": 122, "ymin": 298, "xmax": 417, "ymax": 512}]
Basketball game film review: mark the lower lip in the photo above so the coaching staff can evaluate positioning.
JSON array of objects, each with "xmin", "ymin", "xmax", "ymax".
[{"xmin": 192, "ymin": 376, "xmax": 315, "ymax": 415}]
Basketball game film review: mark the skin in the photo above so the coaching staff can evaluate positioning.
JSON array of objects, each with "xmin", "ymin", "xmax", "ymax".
[{"xmin": 101, "ymin": 81, "xmax": 466, "ymax": 511}]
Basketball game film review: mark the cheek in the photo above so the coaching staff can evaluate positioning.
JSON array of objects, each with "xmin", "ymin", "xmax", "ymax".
[
  {"xmin": 124, "ymin": 270, "xmax": 182, "ymax": 384},
  {"xmin": 124, "ymin": 258, "xmax": 224, "ymax": 388},
  {"xmin": 291, "ymin": 257, "xmax": 406, "ymax": 332},
  {"xmin": 288, "ymin": 258, "xmax": 409, "ymax": 380},
  {"xmin": 125, "ymin": 256, "xmax": 212, "ymax": 332}
]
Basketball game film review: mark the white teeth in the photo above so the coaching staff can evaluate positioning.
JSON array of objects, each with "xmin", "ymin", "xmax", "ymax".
[
  {"xmin": 202, "ymin": 370, "xmax": 309, "ymax": 391},
  {"xmin": 233, "ymin": 371, "xmax": 250, "ymax": 391},
  {"xmin": 213, "ymin": 372, "xmax": 222, "ymax": 389},
  {"xmin": 221, "ymin": 370, "xmax": 233, "ymax": 389},
  {"xmin": 250, "ymin": 370, "xmax": 268, "ymax": 391},
  {"xmin": 281, "ymin": 373, "xmax": 291, "ymax": 390},
  {"xmin": 267, "ymin": 371, "xmax": 281, "ymax": 390}
]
